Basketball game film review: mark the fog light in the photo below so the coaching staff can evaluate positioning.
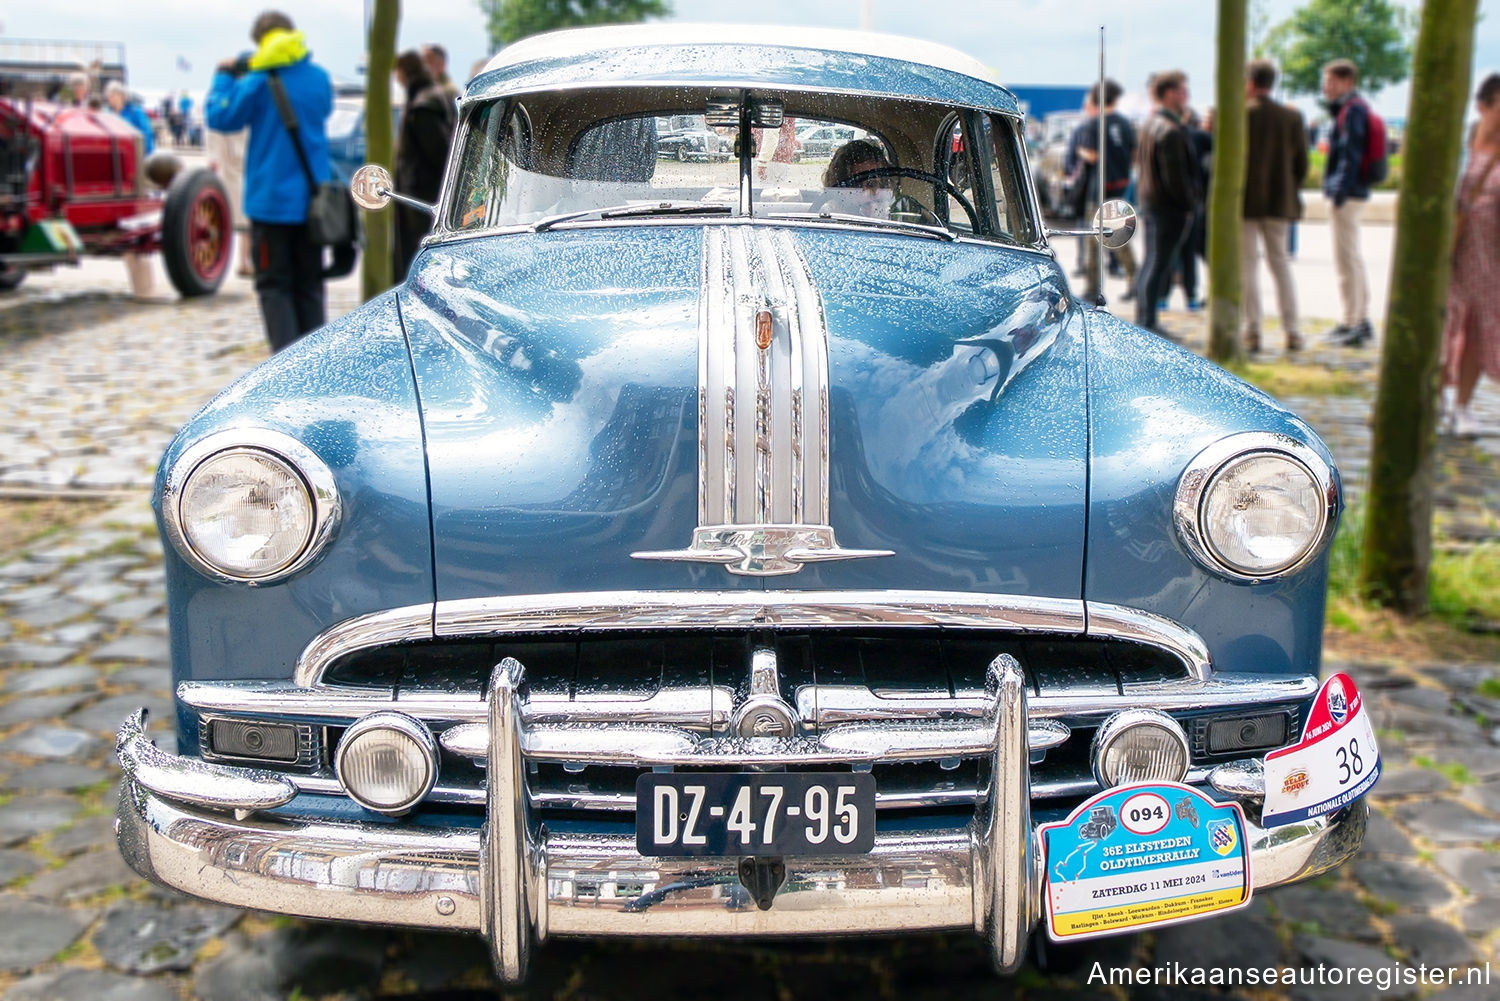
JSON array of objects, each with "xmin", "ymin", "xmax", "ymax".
[
  {"xmin": 334, "ymin": 713, "xmax": 438, "ymax": 815},
  {"xmin": 1092, "ymin": 709, "xmax": 1190, "ymax": 787}
]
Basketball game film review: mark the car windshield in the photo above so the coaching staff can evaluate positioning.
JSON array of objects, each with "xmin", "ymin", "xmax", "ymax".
[{"xmin": 445, "ymin": 88, "xmax": 1040, "ymax": 245}]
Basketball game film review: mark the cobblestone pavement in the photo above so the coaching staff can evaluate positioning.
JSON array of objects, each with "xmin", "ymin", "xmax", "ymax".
[{"xmin": 0, "ymin": 261, "xmax": 1497, "ymax": 1001}]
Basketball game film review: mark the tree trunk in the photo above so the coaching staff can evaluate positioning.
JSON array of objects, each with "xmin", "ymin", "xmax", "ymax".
[
  {"xmin": 1207, "ymin": 0, "xmax": 1247, "ymax": 364},
  {"xmin": 360, "ymin": 0, "xmax": 399, "ymax": 303},
  {"xmin": 1358, "ymin": 0, "xmax": 1478, "ymax": 613}
]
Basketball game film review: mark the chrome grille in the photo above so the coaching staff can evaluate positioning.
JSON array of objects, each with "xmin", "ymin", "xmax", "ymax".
[{"xmin": 183, "ymin": 592, "xmax": 1319, "ymax": 818}]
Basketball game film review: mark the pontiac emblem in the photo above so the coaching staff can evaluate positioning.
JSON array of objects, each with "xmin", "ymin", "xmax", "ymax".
[{"xmin": 755, "ymin": 308, "xmax": 774, "ymax": 350}]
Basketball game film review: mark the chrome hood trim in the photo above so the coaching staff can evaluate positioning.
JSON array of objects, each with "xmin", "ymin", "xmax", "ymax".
[
  {"xmin": 633, "ymin": 227, "xmax": 890, "ymax": 575},
  {"xmin": 291, "ymin": 589, "xmax": 1211, "ymax": 689}
]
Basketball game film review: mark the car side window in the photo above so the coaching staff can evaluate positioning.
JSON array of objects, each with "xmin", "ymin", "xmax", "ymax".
[
  {"xmin": 982, "ymin": 113, "xmax": 1040, "ymax": 245},
  {"xmin": 450, "ymin": 101, "xmax": 530, "ymax": 231}
]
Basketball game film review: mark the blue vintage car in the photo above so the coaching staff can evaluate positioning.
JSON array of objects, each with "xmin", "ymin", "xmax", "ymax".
[{"xmin": 116, "ymin": 25, "xmax": 1366, "ymax": 979}]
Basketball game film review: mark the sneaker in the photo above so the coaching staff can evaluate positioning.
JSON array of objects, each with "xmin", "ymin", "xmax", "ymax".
[
  {"xmin": 1326, "ymin": 324, "xmax": 1358, "ymax": 345},
  {"xmin": 1187, "ymin": 298, "xmax": 1204, "ymax": 312},
  {"xmin": 1351, "ymin": 320, "xmax": 1374, "ymax": 346},
  {"xmin": 1286, "ymin": 331, "xmax": 1305, "ymax": 352},
  {"xmin": 1439, "ymin": 388, "xmax": 1457, "ymax": 436},
  {"xmin": 1244, "ymin": 329, "xmax": 1262, "ymax": 354},
  {"xmin": 1454, "ymin": 406, "xmax": 1481, "ymax": 438}
]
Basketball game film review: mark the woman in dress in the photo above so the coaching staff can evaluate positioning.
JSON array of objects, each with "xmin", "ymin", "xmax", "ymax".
[{"xmin": 1443, "ymin": 73, "xmax": 1500, "ymax": 436}]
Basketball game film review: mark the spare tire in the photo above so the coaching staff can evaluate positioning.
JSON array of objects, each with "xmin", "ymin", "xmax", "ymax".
[{"xmin": 161, "ymin": 168, "xmax": 231, "ymax": 297}]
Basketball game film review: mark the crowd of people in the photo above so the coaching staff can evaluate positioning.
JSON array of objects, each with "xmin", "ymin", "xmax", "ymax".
[
  {"xmin": 1057, "ymin": 53, "xmax": 1500, "ymax": 433},
  {"xmin": 1060, "ymin": 56, "xmax": 1391, "ymax": 356}
]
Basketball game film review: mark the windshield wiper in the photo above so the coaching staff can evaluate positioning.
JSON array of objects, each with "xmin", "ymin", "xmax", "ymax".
[
  {"xmin": 758, "ymin": 211, "xmax": 956, "ymax": 242},
  {"xmin": 532, "ymin": 202, "xmax": 732, "ymax": 233}
]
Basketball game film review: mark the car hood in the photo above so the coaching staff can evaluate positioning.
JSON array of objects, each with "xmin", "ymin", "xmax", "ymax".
[{"xmin": 397, "ymin": 225, "xmax": 1086, "ymax": 601}]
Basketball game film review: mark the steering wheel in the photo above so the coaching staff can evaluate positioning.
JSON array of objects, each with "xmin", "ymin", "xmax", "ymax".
[{"xmin": 837, "ymin": 166, "xmax": 982, "ymax": 231}]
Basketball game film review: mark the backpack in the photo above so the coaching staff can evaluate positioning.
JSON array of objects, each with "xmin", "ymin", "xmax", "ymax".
[{"xmin": 1338, "ymin": 97, "xmax": 1388, "ymax": 185}]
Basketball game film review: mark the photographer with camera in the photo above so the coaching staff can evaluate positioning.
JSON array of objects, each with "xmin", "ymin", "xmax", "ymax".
[{"xmin": 205, "ymin": 10, "xmax": 333, "ymax": 352}]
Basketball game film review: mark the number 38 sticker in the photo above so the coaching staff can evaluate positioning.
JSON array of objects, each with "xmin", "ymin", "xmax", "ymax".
[{"xmin": 1261, "ymin": 673, "xmax": 1381, "ymax": 828}]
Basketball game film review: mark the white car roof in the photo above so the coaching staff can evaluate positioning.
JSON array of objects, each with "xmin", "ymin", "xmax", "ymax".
[{"xmin": 482, "ymin": 23, "xmax": 1001, "ymax": 87}]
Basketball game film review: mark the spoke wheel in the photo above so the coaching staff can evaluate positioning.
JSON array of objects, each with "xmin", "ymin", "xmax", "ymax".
[{"xmin": 162, "ymin": 168, "xmax": 232, "ymax": 297}]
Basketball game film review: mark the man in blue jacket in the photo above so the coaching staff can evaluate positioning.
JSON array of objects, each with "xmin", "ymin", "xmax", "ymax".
[
  {"xmin": 1322, "ymin": 58, "xmax": 1372, "ymax": 347},
  {"xmin": 206, "ymin": 11, "xmax": 333, "ymax": 351}
]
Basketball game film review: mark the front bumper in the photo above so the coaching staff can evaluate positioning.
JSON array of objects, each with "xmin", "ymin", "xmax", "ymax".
[{"xmin": 115, "ymin": 657, "xmax": 1367, "ymax": 981}]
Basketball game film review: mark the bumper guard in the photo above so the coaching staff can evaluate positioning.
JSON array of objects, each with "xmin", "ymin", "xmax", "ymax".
[{"xmin": 115, "ymin": 658, "xmax": 1366, "ymax": 982}]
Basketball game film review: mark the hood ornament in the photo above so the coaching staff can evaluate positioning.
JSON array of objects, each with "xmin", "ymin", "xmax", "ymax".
[
  {"xmin": 634, "ymin": 524, "xmax": 891, "ymax": 577},
  {"xmin": 632, "ymin": 227, "xmax": 892, "ymax": 577}
]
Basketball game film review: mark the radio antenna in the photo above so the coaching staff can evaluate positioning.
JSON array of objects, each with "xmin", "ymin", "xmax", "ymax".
[{"xmin": 1096, "ymin": 24, "xmax": 1107, "ymax": 309}]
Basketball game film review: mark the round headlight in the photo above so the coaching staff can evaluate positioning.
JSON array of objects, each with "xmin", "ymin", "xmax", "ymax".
[
  {"xmin": 1202, "ymin": 453, "xmax": 1323, "ymax": 575},
  {"xmin": 163, "ymin": 430, "xmax": 341, "ymax": 584},
  {"xmin": 1092, "ymin": 710, "xmax": 1190, "ymax": 787},
  {"xmin": 335, "ymin": 713, "xmax": 439, "ymax": 815},
  {"xmin": 1175, "ymin": 435, "xmax": 1337, "ymax": 582},
  {"xmin": 179, "ymin": 450, "xmax": 313, "ymax": 579}
]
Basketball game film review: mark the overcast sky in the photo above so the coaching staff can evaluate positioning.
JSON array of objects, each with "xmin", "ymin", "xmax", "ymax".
[{"xmin": 2, "ymin": 0, "xmax": 1495, "ymax": 118}]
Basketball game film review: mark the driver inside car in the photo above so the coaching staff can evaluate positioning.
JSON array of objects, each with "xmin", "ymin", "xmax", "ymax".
[{"xmin": 820, "ymin": 139, "xmax": 897, "ymax": 218}]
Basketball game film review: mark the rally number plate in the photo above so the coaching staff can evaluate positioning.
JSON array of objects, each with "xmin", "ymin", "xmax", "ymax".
[{"xmin": 636, "ymin": 772, "xmax": 876, "ymax": 857}]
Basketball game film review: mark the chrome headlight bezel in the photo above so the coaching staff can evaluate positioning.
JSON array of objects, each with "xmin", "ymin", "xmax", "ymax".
[
  {"xmin": 161, "ymin": 428, "xmax": 341, "ymax": 585},
  {"xmin": 1173, "ymin": 432, "xmax": 1338, "ymax": 582},
  {"xmin": 333, "ymin": 711, "xmax": 440, "ymax": 816},
  {"xmin": 1090, "ymin": 708, "xmax": 1191, "ymax": 787}
]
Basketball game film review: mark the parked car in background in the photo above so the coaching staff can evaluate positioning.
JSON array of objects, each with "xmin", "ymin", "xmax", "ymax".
[
  {"xmin": 117, "ymin": 23, "xmax": 1368, "ymax": 984},
  {"xmin": 0, "ymin": 90, "xmax": 230, "ymax": 295},
  {"xmin": 325, "ymin": 96, "xmax": 366, "ymax": 183},
  {"xmin": 1032, "ymin": 110, "xmax": 1082, "ymax": 217},
  {"xmin": 655, "ymin": 115, "xmax": 732, "ymax": 162},
  {"xmin": 791, "ymin": 122, "xmax": 864, "ymax": 160},
  {"xmin": 326, "ymin": 85, "xmax": 408, "ymax": 183}
]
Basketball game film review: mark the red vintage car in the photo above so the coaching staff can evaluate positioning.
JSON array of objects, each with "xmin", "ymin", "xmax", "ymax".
[{"xmin": 0, "ymin": 98, "xmax": 230, "ymax": 296}]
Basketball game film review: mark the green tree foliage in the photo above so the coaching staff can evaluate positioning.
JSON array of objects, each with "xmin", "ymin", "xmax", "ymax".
[
  {"xmin": 1266, "ymin": 0, "xmax": 1412, "ymax": 95},
  {"xmin": 1208, "ymin": 0, "xmax": 1247, "ymax": 365},
  {"xmin": 360, "ymin": 0, "xmax": 398, "ymax": 302},
  {"xmin": 480, "ymin": 0, "xmax": 671, "ymax": 48},
  {"xmin": 1358, "ymin": 0, "xmax": 1478, "ymax": 612}
]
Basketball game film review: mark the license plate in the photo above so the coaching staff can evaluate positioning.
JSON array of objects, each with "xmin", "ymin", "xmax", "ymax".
[{"xmin": 636, "ymin": 772, "xmax": 876, "ymax": 857}]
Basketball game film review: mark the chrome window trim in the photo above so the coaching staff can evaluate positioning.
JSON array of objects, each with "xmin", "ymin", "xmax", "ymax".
[
  {"xmin": 291, "ymin": 590, "xmax": 1216, "ymax": 690},
  {"xmin": 1173, "ymin": 432, "xmax": 1339, "ymax": 583},
  {"xmin": 423, "ymin": 213, "xmax": 1055, "ymax": 256},
  {"xmin": 160, "ymin": 427, "xmax": 342, "ymax": 586},
  {"xmin": 455, "ymin": 80, "xmax": 1023, "ymax": 124}
]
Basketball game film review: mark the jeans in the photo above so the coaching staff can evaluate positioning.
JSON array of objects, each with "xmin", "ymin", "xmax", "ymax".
[
  {"xmin": 1135, "ymin": 206, "xmax": 1194, "ymax": 331},
  {"xmin": 251, "ymin": 221, "xmax": 326, "ymax": 353}
]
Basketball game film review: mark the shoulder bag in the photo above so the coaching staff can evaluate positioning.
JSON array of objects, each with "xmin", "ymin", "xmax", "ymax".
[{"xmin": 266, "ymin": 71, "xmax": 357, "ymax": 248}]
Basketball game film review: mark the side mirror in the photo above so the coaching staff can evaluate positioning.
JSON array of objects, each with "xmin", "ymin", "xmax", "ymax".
[
  {"xmin": 350, "ymin": 164, "xmax": 394, "ymax": 211},
  {"xmin": 350, "ymin": 163, "xmax": 437, "ymax": 217},
  {"xmin": 1095, "ymin": 199, "xmax": 1137, "ymax": 249}
]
